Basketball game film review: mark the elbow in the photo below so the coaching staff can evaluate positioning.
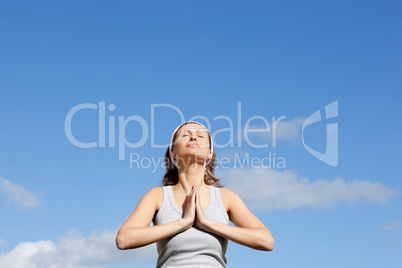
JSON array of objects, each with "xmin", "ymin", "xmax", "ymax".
[
  {"xmin": 261, "ymin": 228, "xmax": 275, "ymax": 251},
  {"xmin": 115, "ymin": 232, "xmax": 129, "ymax": 250},
  {"xmin": 257, "ymin": 232, "xmax": 275, "ymax": 251},
  {"xmin": 252, "ymin": 230, "xmax": 275, "ymax": 251},
  {"xmin": 115, "ymin": 236, "xmax": 125, "ymax": 250},
  {"xmin": 263, "ymin": 237, "xmax": 275, "ymax": 251},
  {"xmin": 116, "ymin": 229, "xmax": 143, "ymax": 250}
]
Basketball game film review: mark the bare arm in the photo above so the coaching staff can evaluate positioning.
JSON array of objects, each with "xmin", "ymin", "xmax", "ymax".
[
  {"xmin": 194, "ymin": 187, "xmax": 274, "ymax": 251},
  {"xmin": 116, "ymin": 187, "xmax": 196, "ymax": 250}
]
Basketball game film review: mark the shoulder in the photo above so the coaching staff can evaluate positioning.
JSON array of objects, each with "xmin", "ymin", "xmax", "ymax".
[
  {"xmin": 219, "ymin": 188, "xmax": 243, "ymax": 211},
  {"xmin": 141, "ymin": 187, "xmax": 163, "ymax": 211},
  {"xmin": 219, "ymin": 187, "xmax": 239, "ymax": 199},
  {"xmin": 146, "ymin": 186, "xmax": 163, "ymax": 196}
]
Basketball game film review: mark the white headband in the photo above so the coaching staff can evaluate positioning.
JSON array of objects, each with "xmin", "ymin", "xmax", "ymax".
[{"xmin": 168, "ymin": 121, "xmax": 214, "ymax": 168}]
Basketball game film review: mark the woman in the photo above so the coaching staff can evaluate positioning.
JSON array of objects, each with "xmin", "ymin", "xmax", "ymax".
[{"xmin": 116, "ymin": 121, "xmax": 274, "ymax": 267}]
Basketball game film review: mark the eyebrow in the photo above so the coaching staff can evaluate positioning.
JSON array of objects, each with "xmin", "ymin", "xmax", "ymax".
[{"xmin": 182, "ymin": 129, "xmax": 208, "ymax": 134}]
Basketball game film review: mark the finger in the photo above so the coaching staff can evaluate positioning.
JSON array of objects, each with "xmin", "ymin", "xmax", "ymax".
[
  {"xmin": 195, "ymin": 189, "xmax": 203, "ymax": 212},
  {"xmin": 195, "ymin": 186, "xmax": 200, "ymax": 203},
  {"xmin": 191, "ymin": 188, "xmax": 196, "ymax": 204},
  {"xmin": 189, "ymin": 186, "xmax": 195, "ymax": 198}
]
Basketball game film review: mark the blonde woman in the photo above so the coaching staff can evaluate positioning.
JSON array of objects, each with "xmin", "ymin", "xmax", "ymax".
[{"xmin": 116, "ymin": 121, "xmax": 274, "ymax": 267}]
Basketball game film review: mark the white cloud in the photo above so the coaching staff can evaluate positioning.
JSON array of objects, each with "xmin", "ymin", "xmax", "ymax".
[
  {"xmin": 0, "ymin": 178, "xmax": 41, "ymax": 209},
  {"xmin": 0, "ymin": 228, "xmax": 157, "ymax": 268},
  {"xmin": 272, "ymin": 117, "xmax": 306, "ymax": 140},
  {"xmin": 218, "ymin": 168, "xmax": 399, "ymax": 211},
  {"xmin": 382, "ymin": 220, "xmax": 400, "ymax": 231},
  {"xmin": 245, "ymin": 117, "xmax": 305, "ymax": 143}
]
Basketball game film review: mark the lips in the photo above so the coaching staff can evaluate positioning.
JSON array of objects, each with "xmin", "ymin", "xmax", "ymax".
[{"xmin": 187, "ymin": 143, "xmax": 199, "ymax": 148}]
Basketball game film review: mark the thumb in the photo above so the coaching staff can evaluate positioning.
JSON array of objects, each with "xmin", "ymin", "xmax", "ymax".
[{"xmin": 191, "ymin": 187, "xmax": 196, "ymax": 204}]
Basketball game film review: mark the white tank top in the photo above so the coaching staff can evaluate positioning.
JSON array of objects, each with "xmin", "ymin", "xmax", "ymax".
[{"xmin": 153, "ymin": 185, "xmax": 229, "ymax": 268}]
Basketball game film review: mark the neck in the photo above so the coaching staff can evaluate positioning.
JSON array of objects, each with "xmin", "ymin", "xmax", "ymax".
[{"xmin": 176, "ymin": 162, "xmax": 207, "ymax": 194}]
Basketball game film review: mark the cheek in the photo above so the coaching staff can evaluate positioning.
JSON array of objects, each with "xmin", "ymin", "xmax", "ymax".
[{"xmin": 173, "ymin": 138, "xmax": 187, "ymax": 153}]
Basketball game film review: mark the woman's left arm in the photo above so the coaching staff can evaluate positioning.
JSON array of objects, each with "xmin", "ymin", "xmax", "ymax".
[{"xmin": 195, "ymin": 187, "xmax": 275, "ymax": 251}]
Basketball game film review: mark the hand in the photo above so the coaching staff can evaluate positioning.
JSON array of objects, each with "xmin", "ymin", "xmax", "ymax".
[
  {"xmin": 194, "ymin": 186, "xmax": 211, "ymax": 231},
  {"xmin": 181, "ymin": 186, "xmax": 196, "ymax": 230}
]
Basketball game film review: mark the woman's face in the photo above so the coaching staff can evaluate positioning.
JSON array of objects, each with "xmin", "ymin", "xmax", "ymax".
[{"xmin": 171, "ymin": 123, "xmax": 211, "ymax": 165}]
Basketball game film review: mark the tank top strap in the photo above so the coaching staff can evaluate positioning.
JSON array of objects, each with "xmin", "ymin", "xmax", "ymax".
[
  {"xmin": 210, "ymin": 186, "xmax": 229, "ymax": 224},
  {"xmin": 161, "ymin": 185, "xmax": 168, "ymax": 200},
  {"xmin": 165, "ymin": 186, "xmax": 182, "ymax": 215},
  {"xmin": 206, "ymin": 185, "xmax": 216, "ymax": 207}
]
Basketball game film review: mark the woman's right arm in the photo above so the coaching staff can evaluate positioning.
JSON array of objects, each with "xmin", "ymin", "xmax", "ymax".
[{"xmin": 116, "ymin": 187, "xmax": 196, "ymax": 250}]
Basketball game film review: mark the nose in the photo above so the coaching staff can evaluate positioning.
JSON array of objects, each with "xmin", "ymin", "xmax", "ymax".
[{"xmin": 189, "ymin": 134, "xmax": 197, "ymax": 141}]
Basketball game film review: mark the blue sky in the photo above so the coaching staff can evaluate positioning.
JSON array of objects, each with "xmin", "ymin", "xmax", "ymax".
[{"xmin": 0, "ymin": 1, "xmax": 401, "ymax": 267}]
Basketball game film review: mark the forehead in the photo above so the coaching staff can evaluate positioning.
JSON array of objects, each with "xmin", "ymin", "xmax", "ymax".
[{"xmin": 176, "ymin": 123, "xmax": 208, "ymax": 134}]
